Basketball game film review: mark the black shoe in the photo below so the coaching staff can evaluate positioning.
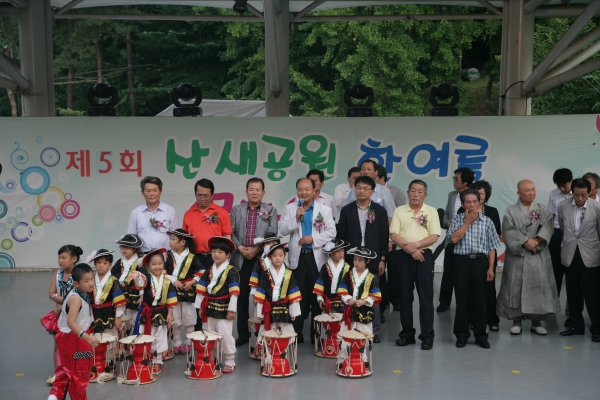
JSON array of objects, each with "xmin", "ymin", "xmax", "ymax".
[
  {"xmin": 393, "ymin": 305, "xmax": 401, "ymax": 311},
  {"xmin": 380, "ymin": 315, "xmax": 386, "ymax": 324},
  {"xmin": 437, "ymin": 304, "xmax": 450, "ymax": 312},
  {"xmin": 560, "ymin": 328, "xmax": 584, "ymax": 336},
  {"xmin": 373, "ymin": 335, "xmax": 381, "ymax": 343},
  {"xmin": 396, "ymin": 337, "xmax": 416, "ymax": 346},
  {"xmin": 235, "ymin": 337, "xmax": 249, "ymax": 347},
  {"xmin": 476, "ymin": 339, "xmax": 491, "ymax": 349},
  {"xmin": 592, "ymin": 334, "xmax": 600, "ymax": 343},
  {"xmin": 297, "ymin": 334, "xmax": 305, "ymax": 344},
  {"xmin": 310, "ymin": 336, "xmax": 315, "ymax": 345},
  {"xmin": 421, "ymin": 339, "xmax": 433, "ymax": 350},
  {"xmin": 455, "ymin": 339, "xmax": 467, "ymax": 348}
]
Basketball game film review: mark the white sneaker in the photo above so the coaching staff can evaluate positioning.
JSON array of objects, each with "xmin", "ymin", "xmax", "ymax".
[
  {"xmin": 531, "ymin": 325, "xmax": 548, "ymax": 335},
  {"xmin": 48, "ymin": 395, "xmax": 59, "ymax": 400},
  {"xmin": 46, "ymin": 375, "xmax": 55, "ymax": 385},
  {"xmin": 510, "ymin": 325, "xmax": 522, "ymax": 335}
]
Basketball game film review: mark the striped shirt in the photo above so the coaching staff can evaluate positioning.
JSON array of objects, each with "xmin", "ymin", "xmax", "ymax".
[
  {"xmin": 244, "ymin": 205, "xmax": 260, "ymax": 247},
  {"xmin": 447, "ymin": 212, "xmax": 501, "ymax": 255}
]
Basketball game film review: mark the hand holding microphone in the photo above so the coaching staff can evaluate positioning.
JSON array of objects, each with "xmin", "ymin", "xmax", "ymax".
[{"xmin": 297, "ymin": 199, "xmax": 305, "ymax": 223}]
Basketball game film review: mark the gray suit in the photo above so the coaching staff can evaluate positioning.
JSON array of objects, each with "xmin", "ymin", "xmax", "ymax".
[
  {"xmin": 387, "ymin": 184, "xmax": 406, "ymax": 208},
  {"xmin": 557, "ymin": 198, "xmax": 600, "ymax": 268},
  {"xmin": 230, "ymin": 202, "xmax": 279, "ymax": 270},
  {"xmin": 443, "ymin": 190, "xmax": 460, "ymax": 228}
]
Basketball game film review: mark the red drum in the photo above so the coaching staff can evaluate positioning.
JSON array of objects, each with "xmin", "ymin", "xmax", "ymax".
[
  {"xmin": 336, "ymin": 330, "xmax": 374, "ymax": 378},
  {"xmin": 313, "ymin": 313, "xmax": 342, "ymax": 358},
  {"xmin": 260, "ymin": 329, "xmax": 297, "ymax": 378},
  {"xmin": 89, "ymin": 333, "xmax": 117, "ymax": 383},
  {"xmin": 248, "ymin": 317, "xmax": 263, "ymax": 360},
  {"xmin": 118, "ymin": 334, "xmax": 158, "ymax": 384},
  {"xmin": 184, "ymin": 331, "xmax": 223, "ymax": 380}
]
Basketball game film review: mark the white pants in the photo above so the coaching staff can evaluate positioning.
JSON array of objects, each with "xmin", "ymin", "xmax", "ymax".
[
  {"xmin": 140, "ymin": 324, "xmax": 168, "ymax": 365},
  {"xmin": 337, "ymin": 322, "xmax": 372, "ymax": 364},
  {"xmin": 125, "ymin": 308, "xmax": 138, "ymax": 326},
  {"xmin": 172, "ymin": 302, "xmax": 196, "ymax": 347},
  {"xmin": 206, "ymin": 317, "xmax": 236, "ymax": 367}
]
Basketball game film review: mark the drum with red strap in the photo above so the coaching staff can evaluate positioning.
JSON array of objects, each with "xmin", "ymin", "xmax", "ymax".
[
  {"xmin": 259, "ymin": 329, "xmax": 297, "ymax": 378},
  {"xmin": 336, "ymin": 330, "xmax": 374, "ymax": 378},
  {"xmin": 313, "ymin": 313, "xmax": 342, "ymax": 358},
  {"xmin": 89, "ymin": 333, "xmax": 117, "ymax": 383},
  {"xmin": 118, "ymin": 334, "xmax": 158, "ymax": 384},
  {"xmin": 184, "ymin": 330, "xmax": 223, "ymax": 380}
]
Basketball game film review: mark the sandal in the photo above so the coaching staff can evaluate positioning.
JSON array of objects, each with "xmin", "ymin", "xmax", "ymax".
[
  {"xmin": 222, "ymin": 365, "xmax": 236, "ymax": 374},
  {"xmin": 489, "ymin": 325, "xmax": 499, "ymax": 332}
]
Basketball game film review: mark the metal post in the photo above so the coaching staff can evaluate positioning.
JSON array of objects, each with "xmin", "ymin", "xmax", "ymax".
[
  {"xmin": 498, "ymin": 4, "xmax": 509, "ymax": 115},
  {"xmin": 18, "ymin": 0, "xmax": 54, "ymax": 116},
  {"xmin": 264, "ymin": 0, "xmax": 290, "ymax": 117},
  {"xmin": 503, "ymin": 0, "xmax": 534, "ymax": 115},
  {"xmin": 543, "ymin": 40, "xmax": 600, "ymax": 80}
]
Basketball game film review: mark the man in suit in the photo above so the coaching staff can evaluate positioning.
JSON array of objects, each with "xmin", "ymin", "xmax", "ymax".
[
  {"xmin": 230, "ymin": 177, "xmax": 278, "ymax": 346},
  {"xmin": 437, "ymin": 167, "xmax": 475, "ymax": 312},
  {"xmin": 344, "ymin": 160, "xmax": 396, "ymax": 223},
  {"xmin": 337, "ymin": 176, "xmax": 389, "ymax": 343},
  {"xmin": 280, "ymin": 178, "xmax": 336, "ymax": 343},
  {"xmin": 557, "ymin": 178, "xmax": 600, "ymax": 342}
]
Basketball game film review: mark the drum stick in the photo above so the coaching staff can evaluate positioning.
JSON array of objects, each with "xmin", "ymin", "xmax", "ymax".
[
  {"xmin": 132, "ymin": 333, "xmax": 142, "ymax": 343},
  {"xmin": 353, "ymin": 328, "xmax": 367, "ymax": 337}
]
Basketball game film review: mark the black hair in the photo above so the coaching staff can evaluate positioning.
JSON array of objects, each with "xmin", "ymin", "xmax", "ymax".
[
  {"xmin": 582, "ymin": 172, "xmax": 600, "ymax": 188},
  {"xmin": 194, "ymin": 178, "xmax": 215, "ymax": 195},
  {"xmin": 140, "ymin": 176, "xmax": 163, "ymax": 191},
  {"xmin": 246, "ymin": 177, "xmax": 265, "ymax": 190},
  {"xmin": 460, "ymin": 188, "xmax": 481, "ymax": 203},
  {"xmin": 93, "ymin": 249, "xmax": 114, "ymax": 264},
  {"xmin": 268, "ymin": 246, "xmax": 289, "ymax": 257},
  {"xmin": 454, "ymin": 167, "xmax": 475, "ymax": 187},
  {"xmin": 471, "ymin": 180, "xmax": 492, "ymax": 203},
  {"xmin": 408, "ymin": 179, "xmax": 428, "ymax": 193},
  {"xmin": 360, "ymin": 159, "xmax": 378, "ymax": 170},
  {"xmin": 572, "ymin": 178, "xmax": 591, "ymax": 193},
  {"xmin": 296, "ymin": 178, "xmax": 315, "ymax": 189},
  {"xmin": 306, "ymin": 169, "xmax": 325, "ymax": 182},
  {"xmin": 376, "ymin": 165, "xmax": 387, "ymax": 181},
  {"xmin": 347, "ymin": 167, "xmax": 361, "ymax": 177},
  {"xmin": 72, "ymin": 263, "xmax": 93, "ymax": 282},
  {"xmin": 211, "ymin": 239, "xmax": 233, "ymax": 255},
  {"xmin": 170, "ymin": 234, "xmax": 197, "ymax": 255},
  {"xmin": 553, "ymin": 168, "xmax": 573, "ymax": 185},
  {"xmin": 354, "ymin": 176, "xmax": 376, "ymax": 190},
  {"xmin": 58, "ymin": 245, "xmax": 83, "ymax": 262}
]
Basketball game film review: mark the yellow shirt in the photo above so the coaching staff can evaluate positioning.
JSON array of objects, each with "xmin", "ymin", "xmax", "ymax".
[{"xmin": 389, "ymin": 204, "xmax": 441, "ymax": 250}]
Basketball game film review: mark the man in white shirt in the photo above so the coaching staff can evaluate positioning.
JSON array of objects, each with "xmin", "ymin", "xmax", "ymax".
[
  {"xmin": 583, "ymin": 172, "xmax": 600, "ymax": 202},
  {"xmin": 375, "ymin": 165, "xmax": 406, "ymax": 208},
  {"xmin": 307, "ymin": 169, "xmax": 338, "ymax": 221},
  {"xmin": 547, "ymin": 168, "xmax": 572, "ymax": 300},
  {"xmin": 128, "ymin": 176, "xmax": 179, "ymax": 253},
  {"xmin": 334, "ymin": 167, "xmax": 361, "ymax": 220}
]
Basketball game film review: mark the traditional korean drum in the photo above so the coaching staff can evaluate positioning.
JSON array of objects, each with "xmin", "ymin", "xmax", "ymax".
[
  {"xmin": 248, "ymin": 317, "xmax": 263, "ymax": 360},
  {"xmin": 259, "ymin": 329, "xmax": 297, "ymax": 378},
  {"xmin": 336, "ymin": 330, "xmax": 374, "ymax": 378},
  {"xmin": 89, "ymin": 333, "xmax": 117, "ymax": 383},
  {"xmin": 184, "ymin": 330, "xmax": 223, "ymax": 380},
  {"xmin": 313, "ymin": 313, "xmax": 342, "ymax": 358},
  {"xmin": 118, "ymin": 334, "xmax": 158, "ymax": 384}
]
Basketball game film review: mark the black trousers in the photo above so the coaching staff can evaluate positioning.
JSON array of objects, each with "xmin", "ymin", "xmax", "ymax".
[
  {"xmin": 549, "ymin": 229, "xmax": 565, "ymax": 296},
  {"xmin": 236, "ymin": 256, "xmax": 256, "ymax": 340},
  {"xmin": 292, "ymin": 251, "xmax": 320, "ymax": 339},
  {"xmin": 438, "ymin": 243, "xmax": 455, "ymax": 306},
  {"xmin": 397, "ymin": 250, "xmax": 435, "ymax": 341},
  {"xmin": 387, "ymin": 249, "xmax": 402, "ymax": 308},
  {"xmin": 453, "ymin": 255, "xmax": 488, "ymax": 341},
  {"xmin": 564, "ymin": 247, "xmax": 600, "ymax": 335},
  {"xmin": 193, "ymin": 253, "xmax": 214, "ymax": 331}
]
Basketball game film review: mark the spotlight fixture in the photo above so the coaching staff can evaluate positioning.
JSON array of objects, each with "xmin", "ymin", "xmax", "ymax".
[
  {"xmin": 429, "ymin": 83, "xmax": 459, "ymax": 116},
  {"xmin": 171, "ymin": 83, "xmax": 202, "ymax": 117},
  {"xmin": 344, "ymin": 83, "xmax": 374, "ymax": 117},
  {"xmin": 87, "ymin": 82, "xmax": 118, "ymax": 116},
  {"xmin": 233, "ymin": 0, "xmax": 248, "ymax": 13}
]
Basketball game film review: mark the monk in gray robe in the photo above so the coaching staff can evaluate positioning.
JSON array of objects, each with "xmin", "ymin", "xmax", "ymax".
[{"xmin": 497, "ymin": 180, "xmax": 560, "ymax": 335}]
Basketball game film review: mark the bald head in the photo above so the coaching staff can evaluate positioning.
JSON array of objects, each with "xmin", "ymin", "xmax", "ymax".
[
  {"xmin": 517, "ymin": 179, "xmax": 534, "ymax": 191},
  {"xmin": 517, "ymin": 179, "xmax": 536, "ymax": 205}
]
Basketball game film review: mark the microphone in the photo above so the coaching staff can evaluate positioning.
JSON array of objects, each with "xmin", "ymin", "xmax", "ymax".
[{"xmin": 298, "ymin": 198, "xmax": 305, "ymax": 223}]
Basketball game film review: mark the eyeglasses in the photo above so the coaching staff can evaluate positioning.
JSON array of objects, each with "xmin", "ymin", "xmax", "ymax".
[
  {"xmin": 452, "ymin": 177, "xmax": 462, "ymax": 182},
  {"xmin": 356, "ymin": 186, "xmax": 373, "ymax": 192},
  {"xmin": 196, "ymin": 193, "xmax": 211, "ymax": 199}
]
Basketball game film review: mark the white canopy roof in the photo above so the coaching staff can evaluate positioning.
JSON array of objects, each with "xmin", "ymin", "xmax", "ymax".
[{"xmin": 156, "ymin": 99, "xmax": 270, "ymax": 117}]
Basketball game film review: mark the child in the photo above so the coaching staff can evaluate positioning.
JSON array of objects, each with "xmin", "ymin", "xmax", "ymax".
[
  {"xmin": 249, "ymin": 233, "xmax": 282, "ymax": 292},
  {"xmin": 254, "ymin": 243, "xmax": 302, "ymax": 334},
  {"xmin": 314, "ymin": 239, "xmax": 351, "ymax": 314},
  {"xmin": 337, "ymin": 247, "xmax": 381, "ymax": 366},
  {"xmin": 86, "ymin": 249, "xmax": 126, "ymax": 338},
  {"xmin": 131, "ymin": 248, "xmax": 177, "ymax": 375},
  {"xmin": 42, "ymin": 244, "xmax": 83, "ymax": 385},
  {"xmin": 110, "ymin": 234, "xmax": 144, "ymax": 324},
  {"xmin": 165, "ymin": 229, "xmax": 205, "ymax": 354},
  {"xmin": 48, "ymin": 263, "xmax": 100, "ymax": 400},
  {"xmin": 195, "ymin": 236, "xmax": 240, "ymax": 373}
]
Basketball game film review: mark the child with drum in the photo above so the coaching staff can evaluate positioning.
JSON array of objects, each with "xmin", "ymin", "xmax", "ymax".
[
  {"xmin": 165, "ymin": 229, "xmax": 205, "ymax": 355},
  {"xmin": 195, "ymin": 236, "xmax": 240, "ymax": 373},
  {"xmin": 48, "ymin": 263, "xmax": 100, "ymax": 400},
  {"xmin": 42, "ymin": 244, "xmax": 83, "ymax": 385},
  {"xmin": 130, "ymin": 248, "xmax": 178, "ymax": 375},
  {"xmin": 110, "ymin": 234, "xmax": 145, "ymax": 324},
  {"xmin": 249, "ymin": 233, "xmax": 282, "ymax": 294},
  {"xmin": 314, "ymin": 239, "xmax": 351, "ymax": 314}
]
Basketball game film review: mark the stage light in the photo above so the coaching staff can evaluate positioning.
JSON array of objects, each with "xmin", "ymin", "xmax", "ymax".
[
  {"xmin": 344, "ymin": 83, "xmax": 374, "ymax": 117},
  {"xmin": 171, "ymin": 83, "xmax": 202, "ymax": 117},
  {"xmin": 429, "ymin": 83, "xmax": 459, "ymax": 116},
  {"xmin": 87, "ymin": 82, "xmax": 118, "ymax": 116},
  {"xmin": 233, "ymin": 0, "xmax": 248, "ymax": 13}
]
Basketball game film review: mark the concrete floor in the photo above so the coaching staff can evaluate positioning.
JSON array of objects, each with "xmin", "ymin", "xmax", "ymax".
[{"xmin": 1, "ymin": 271, "xmax": 598, "ymax": 400}]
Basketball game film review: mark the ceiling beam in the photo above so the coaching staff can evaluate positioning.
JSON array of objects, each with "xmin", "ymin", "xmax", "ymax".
[{"xmin": 54, "ymin": 0, "xmax": 86, "ymax": 16}]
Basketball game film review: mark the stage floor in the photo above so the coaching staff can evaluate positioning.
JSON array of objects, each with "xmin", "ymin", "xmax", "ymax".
[{"xmin": 1, "ymin": 271, "xmax": 597, "ymax": 400}]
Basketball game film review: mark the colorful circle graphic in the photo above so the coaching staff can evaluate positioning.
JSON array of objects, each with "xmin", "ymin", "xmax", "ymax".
[
  {"xmin": 37, "ymin": 186, "xmax": 66, "ymax": 210},
  {"xmin": 60, "ymin": 200, "xmax": 80, "ymax": 219},
  {"xmin": 38, "ymin": 205, "xmax": 56, "ymax": 223},
  {"xmin": 1, "ymin": 239, "xmax": 12, "ymax": 250},
  {"xmin": 20, "ymin": 166, "xmax": 50, "ymax": 195},
  {"xmin": 55, "ymin": 213, "xmax": 64, "ymax": 223},
  {"xmin": 0, "ymin": 199, "xmax": 6, "ymax": 219},
  {"xmin": 11, "ymin": 222, "xmax": 29, "ymax": 242},
  {"xmin": 0, "ymin": 179, "xmax": 17, "ymax": 193},
  {"xmin": 65, "ymin": 193, "xmax": 72, "ymax": 200},
  {"xmin": 58, "ymin": 173, "xmax": 68, "ymax": 183},
  {"xmin": 32, "ymin": 215, "xmax": 43, "ymax": 226},
  {"xmin": 29, "ymin": 225, "xmax": 43, "ymax": 240},
  {"xmin": 40, "ymin": 147, "xmax": 60, "ymax": 167},
  {"xmin": 0, "ymin": 253, "xmax": 15, "ymax": 269}
]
